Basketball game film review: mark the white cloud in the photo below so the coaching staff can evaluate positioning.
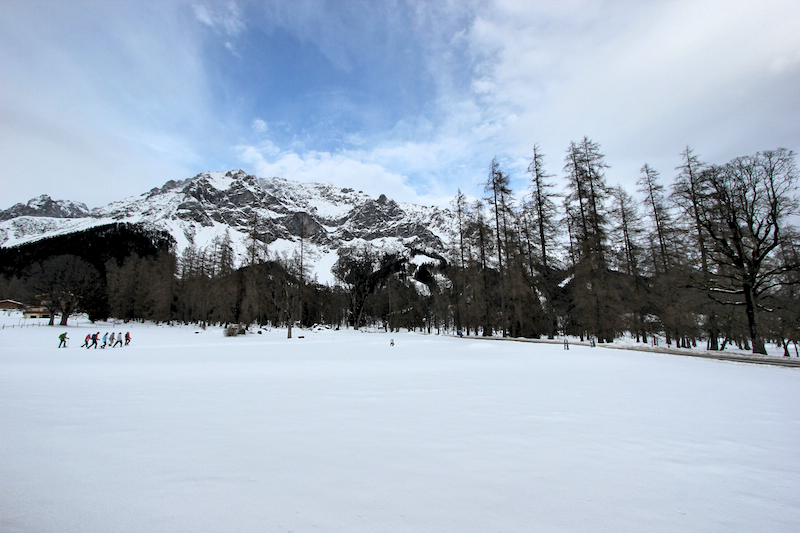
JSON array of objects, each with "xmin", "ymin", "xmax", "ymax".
[
  {"xmin": 235, "ymin": 142, "xmax": 437, "ymax": 205},
  {"xmin": 223, "ymin": 41, "xmax": 240, "ymax": 57},
  {"xmin": 193, "ymin": 1, "xmax": 246, "ymax": 58},
  {"xmin": 251, "ymin": 119, "xmax": 268, "ymax": 133},
  {"xmin": 221, "ymin": 2, "xmax": 246, "ymax": 36},
  {"xmin": 192, "ymin": 5, "xmax": 214, "ymax": 28},
  {"xmin": 193, "ymin": 2, "xmax": 245, "ymax": 36},
  {"xmin": 420, "ymin": 0, "xmax": 800, "ymax": 195}
]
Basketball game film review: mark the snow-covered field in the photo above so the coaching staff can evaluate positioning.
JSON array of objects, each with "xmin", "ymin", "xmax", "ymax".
[{"xmin": 2, "ymin": 314, "xmax": 799, "ymax": 532}]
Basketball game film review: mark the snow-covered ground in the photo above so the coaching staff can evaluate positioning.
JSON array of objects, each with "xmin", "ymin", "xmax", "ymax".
[{"xmin": 1, "ymin": 313, "xmax": 799, "ymax": 532}]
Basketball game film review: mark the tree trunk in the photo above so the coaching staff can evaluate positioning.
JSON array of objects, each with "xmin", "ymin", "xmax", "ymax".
[{"xmin": 742, "ymin": 283, "xmax": 766, "ymax": 354}]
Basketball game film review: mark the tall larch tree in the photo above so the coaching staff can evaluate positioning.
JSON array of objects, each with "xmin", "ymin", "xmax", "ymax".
[
  {"xmin": 526, "ymin": 144, "xmax": 560, "ymax": 338},
  {"xmin": 563, "ymin": 137, "xmax": 620, "ymax": 342}
]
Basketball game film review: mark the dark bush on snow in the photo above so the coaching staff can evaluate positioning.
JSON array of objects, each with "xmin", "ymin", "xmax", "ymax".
[{"xmin": 224, "ymin": 324, "xmax": 247, "ymax": 337}]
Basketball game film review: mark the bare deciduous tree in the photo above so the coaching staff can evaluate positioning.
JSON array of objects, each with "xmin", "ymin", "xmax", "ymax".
[
  {"xmin": 30, "ymin": 255, "xmax": 101, "ymax": 326},
  {"xmin": 695, "ymin": 148, "xmax": 799, "ymax": 354}
]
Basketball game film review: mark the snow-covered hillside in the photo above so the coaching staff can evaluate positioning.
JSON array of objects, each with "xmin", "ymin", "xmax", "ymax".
[
  {"xmin": 0, "ymin": 170, "xmax": 454, "ymax": 283},
  {"xmin": 1, "ymin": 316, "xmax": 799, "ymax": 532}
]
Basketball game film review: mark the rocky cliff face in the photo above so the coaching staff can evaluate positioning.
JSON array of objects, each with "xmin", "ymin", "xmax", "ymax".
[
  {"xmin": 0, "ymin": 195, "xmax": 90, "ymax": 221},
  {"xmin": 1, "ymin": 170, "xmax": 453, "ymax": 281}
]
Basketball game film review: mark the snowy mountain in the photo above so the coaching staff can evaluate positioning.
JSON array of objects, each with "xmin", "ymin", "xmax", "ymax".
[
  {"xmin": 0, "ymin": 170, "xmax": 453, "ymax": 283},
  {"xmin": 0, "ymin": 195, "xmax": 90, "ymax": 221}
]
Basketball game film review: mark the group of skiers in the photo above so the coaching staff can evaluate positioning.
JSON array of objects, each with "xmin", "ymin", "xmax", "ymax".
[{"xmin": 58, "ymin": 331, "xmax": 131, "ymax": 348}]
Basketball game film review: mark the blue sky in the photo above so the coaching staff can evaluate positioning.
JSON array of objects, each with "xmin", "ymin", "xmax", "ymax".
[{"xmin": 2, "ymin": 0, "xmax": 799, "ymax": 209}]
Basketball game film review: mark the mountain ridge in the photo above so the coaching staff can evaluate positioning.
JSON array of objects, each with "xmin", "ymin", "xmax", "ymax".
[
  {"xmin": 0, "ymin": 195, "xmax": 91, "ymax": 221},
  {"xmin": 0, "ymin": 170, "xmax": 453, "ymax": 283}
]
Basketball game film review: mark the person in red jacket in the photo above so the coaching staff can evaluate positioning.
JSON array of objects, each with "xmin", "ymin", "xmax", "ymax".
[{"xmin": 124, "ymin": 332, "xmax": 131, "ymax": 346}]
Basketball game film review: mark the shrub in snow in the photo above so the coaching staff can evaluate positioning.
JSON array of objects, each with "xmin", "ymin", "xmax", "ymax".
[{"xmin": 224, "ymin": 324, "xmax": 246, "ymax": 337}]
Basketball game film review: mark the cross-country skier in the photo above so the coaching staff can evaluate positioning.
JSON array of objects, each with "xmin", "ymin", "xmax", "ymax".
[
  {"xmin": 89, "ymin": 332, "xmax": 99, "ymax": 349},
  {"xmin": 58, "ymin": 332, "xmax": 68, "ymax": 348},
  {"xmin": 124, "ymin": 332, "xmax": 131, "ymax": 345},
  {"xmin": 101, "ymin": 332, "xmax": 108, "ymax": 348},
  {"xmin": 113, "ymin": 332, "xmax": 123, "ymax": 348},
  {"xmin": 81, "ymin": 333, "xmax": 91, "ymax": 348},
  {"xmin": 109, "ymin": 332, "xmax": 115, "ymax": 347}
]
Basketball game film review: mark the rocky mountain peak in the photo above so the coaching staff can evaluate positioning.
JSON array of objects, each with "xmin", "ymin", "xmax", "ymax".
[{"xmin": 0, "ymin": 195, "xmax": 90, "ymax": 221}]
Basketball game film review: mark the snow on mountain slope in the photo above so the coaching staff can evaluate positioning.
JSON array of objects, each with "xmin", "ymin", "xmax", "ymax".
[
  {"xmin": 0, "ymin": 170, "xmax": 455, "ymax": 283},
  {"xmin": 0, "ymin": 216, "xmax": 116, "ymax": 248}
]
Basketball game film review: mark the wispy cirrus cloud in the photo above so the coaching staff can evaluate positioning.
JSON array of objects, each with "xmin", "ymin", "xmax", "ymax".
[{"xmin": 192, "ymin": 2, "xmax": 246, "ymax": 36}]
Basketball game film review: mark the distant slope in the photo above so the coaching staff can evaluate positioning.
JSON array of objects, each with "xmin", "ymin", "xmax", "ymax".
[{"xmin": 0, "ymin": 223, "xmax": 174, "ymax": 278}]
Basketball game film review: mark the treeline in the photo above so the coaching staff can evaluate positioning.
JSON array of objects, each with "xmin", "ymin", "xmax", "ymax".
[
  {"xmin": 103, "ymin": 235, "xmax": 450, "ymax": 337},
  {"xmin": 1, "ymin": 141, "xmax": 798, "ymax": 355},
  {"xmin": 439, "ymin": 141, "xmax": 800, "ymax": 355},
  {"xmin": 0, "ymin": 224, "xmax": 174, "ymax": 323}
]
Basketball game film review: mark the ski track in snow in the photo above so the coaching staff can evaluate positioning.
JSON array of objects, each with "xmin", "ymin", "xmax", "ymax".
[{"xmin": 1, "ymin": 314, "xmax": 799, "ymax": 533}]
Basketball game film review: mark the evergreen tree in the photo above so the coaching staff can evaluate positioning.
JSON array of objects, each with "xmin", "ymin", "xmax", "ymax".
[
  {"xmin": 525, "ymin": 144, "xmax": 560, "ymax": 337},
  {"xmin": 449, "ymin": 189, "xmax": 469, "ymax": 333},
  {"xmin": 671, "ymin": 147, "xmax": 723, "ymax": 349},
  {"xmin": 485, "ymin": 158, "xmax": 514, "ymax": 336},
  {"xmin": 609, "ymin": 185, "xmax": 648, "ymax": 341},
  {"xmin": 563, "ymin": 138, "xmax": 620, "ymax": 342},
  {"xmin": 637, "ymin": 163, "xmax": 690, "ymax": 345}
]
